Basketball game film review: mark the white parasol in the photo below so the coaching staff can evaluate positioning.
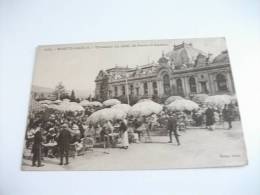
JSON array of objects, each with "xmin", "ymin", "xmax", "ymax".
[
  {"xmin": 103, "ymin": 99, "xmax": 121, "ymax": 107},
  {"xmin": 80, "ymin": 100, "xmax": 90, "ymax": 107},
  {"xmin": 128, "ymin": 101, "xmax": 163, "ymax": 117},
  {"xmin": 164, "ymin": 96, "xmax": 184, "ymax": 105},
  {"xmin": 87, "ymin": 108, "xmax": 126, "ymax": 124},
  {"xmin": 192, "ymin": 94, "xmax": 209, "ymax": 105},
  {"xmin": 137, "ymin": 99, "xmax": 153, "ymax": 103},
  {"xmin": 167, "ymin": 99, "xmax": 199, "ymax": 111},
  {"xmin": 205, "ymin": 95, "xmax": 232, "ymax": 108},
  {"xmin": 39, "ymin": 100, "xmax": 53, "ymax": 105},
  {"xmin": 111, "ymin": 104, "xmax": 131, "ymax": 113},
  {"xmin": 51, "ymin": 101, "xmax": 84, "ymax": 112}
]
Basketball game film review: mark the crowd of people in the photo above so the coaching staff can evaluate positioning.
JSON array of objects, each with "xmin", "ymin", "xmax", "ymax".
[{"xmin": 24, "ymin": 102, "xmax": 238, "ymax": 167}]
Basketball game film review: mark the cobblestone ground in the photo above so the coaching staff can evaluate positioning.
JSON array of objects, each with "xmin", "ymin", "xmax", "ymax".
[{"xmin": 22, "ymin": 121, "xmax": 247, "ymax": 171}]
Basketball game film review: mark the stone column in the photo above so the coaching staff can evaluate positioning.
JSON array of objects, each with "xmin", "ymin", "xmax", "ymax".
[
  {"xmin": 226, "ymin": 72, "xmax": 234, "ymax": 94},
  {"xmin": 148, "ymin": 81, "xmax": 153, "ymax": 96},
  {"xmin": 183, "ymin": 77, "xmax": 190, "ymax": 97},
  {"xmin": 139, "ymin": 82, "xmax": 144, "ymax": 96},
  {"xmin": 208, "ymin": 74, "xmax": 214, "ymax": 95},
  {"xmin": 157, "ymin": 80, "xmax": 163, "ymax": 97}
]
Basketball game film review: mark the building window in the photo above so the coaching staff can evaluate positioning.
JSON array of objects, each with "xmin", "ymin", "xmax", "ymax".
[
  {"xmin": 144, "ymin": 82, "xmax": 148, "ymax": 95},
  {"xmin": 136, "ymin": 87, "xmax": 139, "ymax": 96},
  {"xmin": 122, "ymin": 85, "xmax": 125, "ymax": 96},
  {"xmin": 153, "ymin": 81, "xmax": 158, "ymax": 95},
  {"xmin": 216, "ymin": 73, "xmax": 228, "ymax": 91},
  {"xmin": 189, "ymin": 77, "xmax": 197, "ymax": 93},
  {"xmin": 200, "ymin": 82, "xmax": 208, "ymax": 93},
  {"xmin": 108, "ymin": 90, "xmax": 112, "ymax": 97},
  {"xmin": 130, "ymin": 85, "xmax": 134, "ymax": 95},
  {"xmin": 114, "ymin": 86, "xmax": 118, "ymax": 97},
  {"xmin": 176, "ymin": 78, "xmax": 183, "ymax": 95},
  {"xmin": 163, "ymin": 74, "xmax": 170, "ymax": 95}
]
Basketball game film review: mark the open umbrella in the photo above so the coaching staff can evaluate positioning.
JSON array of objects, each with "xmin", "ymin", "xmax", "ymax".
[
  {"xmin": 87, "ymin": 108, "xmax": 126, "ymax": 124},
  {"xmin": 29, "ymin": 99, "xmax": 47, "ymax": 113},
  {"xmin": 164, "ymin": 96, "xmax": 184, "ymax": 105},
  {"xmin": 39, "ymin": 100, "xmax": 53, "ymax": 105},
  {"xmin": 103, "ymin": 99, "xmax": 121, "ymax": 107},
  {"xmin": 192, "ymin": 94, "xmax": 209, "ymax": 105},
  {"xmin": 111, "ymin": 104, "xmax": 131, "ymax": 113},
  {"xmin": 128, "ymin": 101, "xmax": 163, "ymax": 117},
  {"xmin": 88, "ymin": 101, "xmax": 103, "ymax": 107},
  {"xmin": 53, "ymin": 101, "xmax": 84, "ymax": 112},
  {"xmin": 137, "ymin": 99, "xmax": 153, "ymax": 103},
  {"xmin": 167, "ymin": 99, "xmax": 199, "ymax": 111},
  {"xmin": 205, "ymin": 95, "xmax": 232, "ymax": 108},
  {"xmin": 80, "ymin": 100, "xmax": 90, "ymax": 107},
  {"xmin": 53, "ymin": 99, "xmax": 62, "ymax": 104}
]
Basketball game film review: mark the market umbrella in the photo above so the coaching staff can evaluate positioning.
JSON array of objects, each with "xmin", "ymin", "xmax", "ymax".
[
  {"xmin": 111, "ymin": 104, "xmax": 131, "ymax": 113},
  {"xmin": 137, "ymin": 99, "xmax": 153, "ymax": 103},
  {"xmin": 87, "ymin": 108, "xmax": 126, "ymax": 124},
  {"xmin": 79, "ymin": 100, "xmax": 90, "ymax": 107},
  {"xmin": 29, "ymin": 99, "xmax": 47, "ymax": 113},
  {"xmin": 103, "ymin": 99, "xmax": 121, "ymax": 107},
  {"xmin": 164, "ymin": 96, "xmax": 184, "ymax": 105},
  {"xmin": 167, "ymin": 99, "xmax": 199, "ymax": 111},
  {"xmin": 128, "ymin": 101, "xmax": 163, "ymax": 117},
  {"xmin": 54, "ymin": 101, "xmax": 84, "ymax": 112},
  {"xmin": 205, "ymin": 95, "xmax": 232, "ymax": 108},
  {"xmin": 53, "ymin": 99, "xmax": 62, "ymax": 104},
  {"xmin": 84, "ymin": 101, "xmax": 103, "ymax": 107},
  {"xmin": 39, "ymin": 100, "xmax": 53, "ymax": 105},
  {"xmin": 192, "ymin": 94, "xmax": 209, "ymax": 105}
]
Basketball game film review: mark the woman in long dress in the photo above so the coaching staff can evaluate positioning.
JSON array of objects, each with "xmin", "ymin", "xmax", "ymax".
[{"xmin": 119, "ymin": 119, "xmax": 129, "ymax": 149}]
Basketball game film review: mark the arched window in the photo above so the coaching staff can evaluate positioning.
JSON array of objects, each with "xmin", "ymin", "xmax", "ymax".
[
  {"xmin": 144, "ymin": 82, "xmax": 148, "ymax": 95},
  {"xmin": 163, "ymin": 74, "xmax": 170, "ymax": 95},
  {"xmin": 122, "ymin": 85, "xmax": 125, "ymax": 96},
  {"xmin": 216, "ymin": 73, "xmax": 228, "ymax": 91},
  {"xmin": 130, "ymin": 85, "xmax": 134, "ymax": 95},
  {"xmin": 176, "ymin": 78, "xmax": 183, "ymax": 95},
  {"xmin": 189, "ymin": 77, "xmax": 197, "ymax": 93}
]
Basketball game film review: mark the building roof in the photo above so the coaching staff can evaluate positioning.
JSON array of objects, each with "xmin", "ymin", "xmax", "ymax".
[
  {"xmin": 212, "ymin": 50, "xmax": 230, "ymax": 64},
  {"xmin": 166, "ymin": 42, "xmax": 207, "ymax": 66}
]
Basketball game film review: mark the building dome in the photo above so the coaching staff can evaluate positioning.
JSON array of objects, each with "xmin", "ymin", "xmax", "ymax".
[
  {"xmin": 158, "ymin": 52, "xmax": 169, "ymax": 65},
  {"xmin": 212, "ymin": 50, "xmax": 230, "ymax": 64}
]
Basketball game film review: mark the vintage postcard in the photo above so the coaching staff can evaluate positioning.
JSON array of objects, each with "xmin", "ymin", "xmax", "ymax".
[{"xmin": 22, "ymin": 37, "xmax": 247, "ymax": 170}]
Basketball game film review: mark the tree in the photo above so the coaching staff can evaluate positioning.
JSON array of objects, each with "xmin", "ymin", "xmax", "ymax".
[
  {"xmin": 53, "ymin": 82, "xmax": 68, "ymax": 100},
  {"xmin": 70, "ymin": 90, "xmax": 76, "ymax": 101}
]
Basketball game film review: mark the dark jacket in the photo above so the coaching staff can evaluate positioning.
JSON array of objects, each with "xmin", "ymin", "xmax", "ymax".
[
  {"xmin": 205, "ymin": 108, "xmax": 214, "ymax": 126},
  {"xmin": 32, "ymin": 130, "xmax": 42, "ymax": 154},
  {"xmin": 167, "ymin": 116, "xmax": 177, "ymax": 131},
  {"xmin": 58, "ymin": 129, "xmax": 71, "ymax": 151},
  {"xmin": 119, "ymin": 121, "xmax": 127, "ymax": 133}
]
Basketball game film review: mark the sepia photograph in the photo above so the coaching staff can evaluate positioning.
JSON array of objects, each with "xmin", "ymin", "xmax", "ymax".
[{"xmin": 21, "ymin": 37, "xmax": 248, "ymax": 171}]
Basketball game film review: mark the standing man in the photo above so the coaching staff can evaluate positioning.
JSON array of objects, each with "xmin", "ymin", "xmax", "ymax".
[
  {"xmin": 58, "ymin": 124, "xmax": 71, "ymax": 165},
  {"xmin": 31, "ymin": 126, "xmax": 44, "ymax": 167},
  {"xmin": 205, "ymin": 106, "xmax": 215, "ymax": 130},
  {"xmin": 223, "ymin": 104, "xmax": 234, "ymax": 129},
  {"xmin": 167, "ymin": 112, "xmax": 180, "ymax": 146}
]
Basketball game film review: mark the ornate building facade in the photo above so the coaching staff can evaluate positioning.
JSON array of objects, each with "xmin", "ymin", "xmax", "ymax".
[{"xmin": 95, "ymin": 42, "xmax": 235, "ymax": 102}]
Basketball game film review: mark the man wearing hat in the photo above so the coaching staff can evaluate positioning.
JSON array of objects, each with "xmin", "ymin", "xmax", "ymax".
[
  {"xmin": 167, "ymin": 112, "xmax": 180, "ymax": 145},
  {"xmin": 31, "ymin": 126, "xmax": 44, "ymax": 167},
  {"xmin": 58, "ymin": 124, "xmax": 71, "ymax": 165}
]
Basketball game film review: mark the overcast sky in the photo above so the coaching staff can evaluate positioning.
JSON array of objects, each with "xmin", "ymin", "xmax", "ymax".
[{"xmin": 32, "ymin": 37, "xmax": 227, "ymax": 94}]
